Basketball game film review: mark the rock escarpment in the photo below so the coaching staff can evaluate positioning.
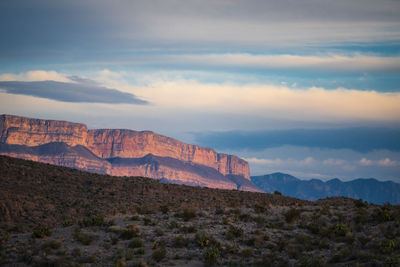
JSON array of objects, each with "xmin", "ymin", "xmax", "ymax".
[{"xmin": 0, "ymin": 114, "xmax": 258, "ymax": 191}]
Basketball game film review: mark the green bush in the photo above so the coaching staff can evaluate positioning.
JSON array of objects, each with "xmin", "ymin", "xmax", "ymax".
[
  {"xmin": 181, "ymin": 208, "xmax": 196, "ymax": 221},
  {"xmin": 353, "ymin": 199, "xmax": 368, "ymax": 208},
  {"xmin": 204, "ymin": 246, "xmax": 219, "ymax": 265},
  {"xmin": 79, "ymin": 215, "xmax": 105, "ymax": 227},
  {"xmin": 174, "ymin": 235, "xmax": 189, "ymax": 248},
  {"xmin": 32, "ymin": 225, "xmax": 51, "ymax": 238},
  {"xmin": 160, "ymin": 205, "xmax": 169, "ymax": 214},
  {"xmin": 61, "ymin": 219, "xmax": 73, "ymax": 227},
  {"xmin": 181, "ymin": 225, "xmax": 197, "ymax": 233},
  {"xmin": 381, "ymin": 239, "xmax": 397, "ymax": 254},
  {"xmin": 154, "ymin": 227, "xmax": 164, "ymax": 236},
  {"xmin": 284, "ymin": 208, "xmax": 301, "ymax": 223},
  {"xmin": 120, "ymin": 225, "xmax": 140, "ymax": 239},
  {"xmin": 41, "ymin": 240, "xmax": 61, "ymax": 250},
  {"xmin": 152, "ymin": 247, "xmax": 166, "ymax": 262},
  {"xmin": 254, "ymin": 204, "xmax": 266, "ymax": 213},
  {"xmin": 195, "ymin": 232, "xmax": 213, "ymax": 247},
  {"xmin": 130, "ymin": 215, "xmax": 140, "ymax": 221},
  {"xmin": 274, "ymin": 190, "xmax": 282, "ymax": 195},
  {"xmin": 129, "ymin": 238, "xmax": 144, "ymax": 248},
  {"xmin": 73, "ymin": 229, "xmax": 92, "ymax": 245},
  {"xmin": 225, "ymin": 225, "xmax": 244, "ymax": 240},
  {"xmin": 330, "ymin": 223, "xmax": 350, "ymax": 237}
]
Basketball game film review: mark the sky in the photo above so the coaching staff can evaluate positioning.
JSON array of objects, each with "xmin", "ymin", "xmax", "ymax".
[{"xmin": 1, "ymin": 0, "xmax": 400, "ymax": 182}]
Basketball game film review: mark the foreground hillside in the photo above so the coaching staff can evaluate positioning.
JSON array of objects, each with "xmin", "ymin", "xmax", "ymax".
[
  {"xmin": 0, "ymin": 156, "xmax": 303, "ymax": 235},
  {"xmin": 252, "ymin": 173, "xmax": 400, "ymax": 205},
  {"xmin": 1, "ymin": 156, "xmax": 400, "ymax": 266}
]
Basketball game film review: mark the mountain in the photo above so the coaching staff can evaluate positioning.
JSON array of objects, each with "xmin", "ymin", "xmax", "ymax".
[
  {"xmin": 251, "ymin": 172, "xmax": 400, "ymax": 204},
  {"xmin": 0, "ymin": 114, "xmax": 260, "ymax": 191}
]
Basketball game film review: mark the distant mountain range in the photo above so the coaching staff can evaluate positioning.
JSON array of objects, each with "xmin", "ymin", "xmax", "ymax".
[{"xmin": 251, "ymin": 173, "xmax": 400, "ymax": 204}]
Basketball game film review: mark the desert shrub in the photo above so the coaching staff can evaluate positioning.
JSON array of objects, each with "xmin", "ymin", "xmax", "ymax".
[
  {"xmin": 241, "ymin": 247, "xmax": 253, "ymax": 257},
  {"xmin": 135, "ymin": 248, "xmax": 145, "ymax": 255},
  {"xmin": 246, "ymin": 236, "xmax": 264, "ymax": 248},
  {"xmin": 239, "ymin": 213, "xmax": 251, "ymax": 222},
  {"xmin": 284, "ymin": 208, "xmax": 302, "ymax": 223},
  {"xmin": 181, "ymin": 225, "xmax": 197, "ymax": 233},
  {"xmin": 174, "ymin": 235, "xmax": 189, "ymax": 248},
  {"xmin": 273, "ymin": 190, "xmax": 282, "ymax": 195},
  {"xmin": 129, "ymin": 238, "xmax": 144, "ymax": 248},
  {"xmin": 373, "ymin": 206, "xmax": 393, "ymax": 222},
  {"xmin": 120, "ymin": 224, "xmax": 140, "ymax": 239},
  {"xmin": 56, "ymin": 249, "xmax": 66, "ymax": 256},
  {"xmin": 354, "ymin": 199, "xmax": 368, "ymax": 208},
  {"xmin": 143, "ymin": 217, "xmax": 152, "ymax": 226},
  {"xmin": 299, "ymin": 255, "xmax": 326, "ymax": 267},
  {"xmin": 330, "ymin": 223, "xmax": 351, "ymax": 237},
  {"xmin": 225, "ymin": 225, "xmax": 244, "ymax": 240},
  {"xmin": 195, "ymin": 232, "xmax": 213, "ymax": 247},
  {"xmin": 169, "ymin": 221, "xmax": 180, "ymax": 229},
  {"xmin": 32, "ymin": 225, "xmax": 51, "ymax": 238},
  {"xmin": 73, "ymin": 229, "xmax": 92, "ymax": 245},
  {"xmin": 42, "ymin": 240, "xmax": 62, "ymax": 250},
  {"xmin": 354, "ymin": 208, "xmax": 369, "ymax": 224},
  {"xmin": 254, "ymin": 204, "xmax": 266, "ymax": 213},
  {"xmin": 154, "ymin": 227, "xmax": 164, "ymax": 236},
  {"xmin": 61, "ymin": 219, "xmax": 73, "ymax": 227},
  {"xmin": 381, "ymin": 239, "xmax": 397, "ymax": 254},
  {"xmin": 152, "ymin": 247, "xmax": 166, "ymax": 262},
  {"xmin": 130, "ymin": 215, "xmax": 140, "ymax": 221},
  {"xmin": 79, "ymin": 215, "xmax": 105, "ymax": 227},
  {"xmin": 254, "ymin": 216, "xmax": 266, "ymax": 226},
  {"xmin": 204, "ymin": 246, "xmax": 219, "ymax": 265},
  {"xmin": 383, "ymin": 257, "xmax": 400, "ymax": 266},
  {"xmin": 71, "ymin": 248, "xmax": 81, "ymax": 257},
  {"xmin": 160, "ymin": 205, "xmax": 169, "ymax": 214},
  {"xmin": 181, "ymin": 208, "xmax": 196, "ymax": 221}
]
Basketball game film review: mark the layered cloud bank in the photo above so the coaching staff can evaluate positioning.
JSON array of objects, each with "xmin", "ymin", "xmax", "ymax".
[{"xmin": 1, "ymin": 70, "xmax": 399, "ymax": 123}]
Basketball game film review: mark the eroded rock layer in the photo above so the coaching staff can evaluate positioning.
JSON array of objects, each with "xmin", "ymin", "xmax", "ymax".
[{"xmin": 0, "ymin": 114, "xmax": 258, "ymax": 191}]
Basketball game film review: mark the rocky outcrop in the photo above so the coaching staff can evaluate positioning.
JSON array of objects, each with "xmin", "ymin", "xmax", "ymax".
[{"xmin": 0, "ymin": 114, "xmax": 257, "ymax": 191}]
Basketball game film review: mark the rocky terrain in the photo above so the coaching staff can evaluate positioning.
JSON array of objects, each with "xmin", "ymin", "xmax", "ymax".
[
  {"xmin": 0, "ymin": 114, "xmax": 257, "ymax": 191},
  {"xmin": 1, "ymin": 156, "xmax": 400, "ymax": 266}
]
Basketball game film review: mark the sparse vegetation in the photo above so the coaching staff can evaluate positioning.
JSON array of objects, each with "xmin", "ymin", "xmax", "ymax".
[
  {"xmin": 204, "ymin": 246, "xmax": 219, "ymax": 265},
  {"xmin": 152, "ymin": 247, "xmax": 166, "ymax": 262},
  {"xmin": 32, "ymin": 225, "xmax": 51, "ymax": 238},
  {"xmin": 284, "ymin": 208, "xmax": 302, "ymax": 223},
  {"xmin": 1, "ymin": 156, "xmax": 400, "ymax": 266}
]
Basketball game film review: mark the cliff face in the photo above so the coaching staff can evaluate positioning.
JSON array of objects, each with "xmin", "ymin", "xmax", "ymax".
[
  {"xmin": 86, "ymin": 129, "xmax": 249, "ymax": 179},
  {"xmin": 0, "ymin": 114, "xmax": 87, "ymax": 146},
  {"xmin": 0, "ymin": 114, "xmax": 256, "ymax": 191}
]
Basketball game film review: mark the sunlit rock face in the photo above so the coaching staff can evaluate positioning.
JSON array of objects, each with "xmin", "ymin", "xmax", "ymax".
[{"xmin": 0, "ymin": 114, "xmax": 259, "ymax": 191}]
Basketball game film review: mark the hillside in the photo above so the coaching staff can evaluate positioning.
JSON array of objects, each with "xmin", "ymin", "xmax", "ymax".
[
  {"xmin": 251, "ymin": 172, "xmax": 400, "ymax": 204},
  {"xmin": 0, "ymin": 114, "xmax": 260, "ymax": 191},
  {"xmin": 1, "ymin": 156, "xmax": 400, "ymax": 266},
  {"xmin": 0, "ymin": 156, "xmax": 303, "ymax": 235}
]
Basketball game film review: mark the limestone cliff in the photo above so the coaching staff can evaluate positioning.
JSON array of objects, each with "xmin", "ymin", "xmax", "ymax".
[{"xmin": 0, "ymin": 114, "xmax": 257, "ymax": 191}]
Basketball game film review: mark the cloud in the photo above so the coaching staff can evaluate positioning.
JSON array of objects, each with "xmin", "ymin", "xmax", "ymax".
[
  {"xmin": 360, "ymin": 157, "xmax": 400, "ymax": 167},
  {"xmin": 245, "ymin": 157, "xmax": 316, "ymax": 167},
  {"xmin": 161, "ymin": 53, "xmax": 400, "ymax": 73},
  {"xmin": 359, "ymin": 158, "xmax": 373, "ymax": 166},
  {"xmin": 0, "ymin": 80, "xmax": 148, "ymax": 105},
  {"xmin": 194, "ymin": 128, "xmax": 400, "ymax": 153},
  {"xmin": 0, "ymin": 70, "xmax": 71, "ymax": 82},
  {"xmin": 133, "ymin": 80, "xmax": 400, "ymax": 122},
  {"xmin": 1, "ymin": 0, "xmax": 400, "ymax": 60}
]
